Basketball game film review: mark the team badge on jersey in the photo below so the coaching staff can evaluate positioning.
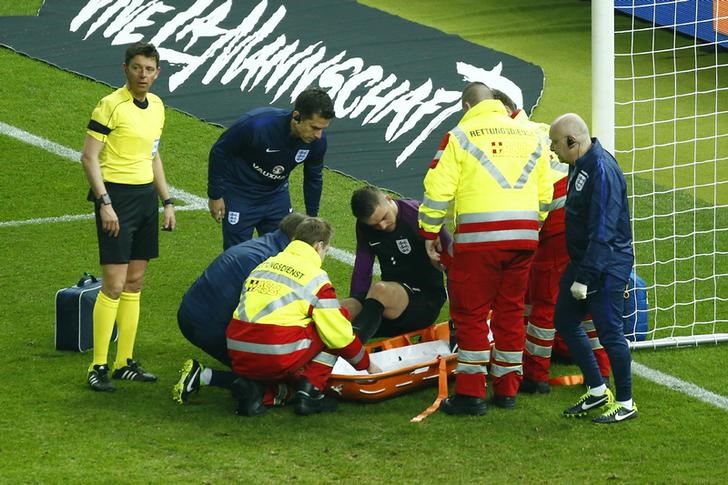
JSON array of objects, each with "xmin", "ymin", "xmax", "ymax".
[
  {"xmin": 228, "ymin": 211, "xmax": 240, "ymax": 225},
  {"xmin": 574, "ymin": 171, "xmax": 588, "ymax": 192},
  {"xmin": 396, "ymin": 237, "xmax": 412, "ymax": 254},
  {"xmin": 294, "ymin": 149, "xmax": 309, "ymax": 163}
]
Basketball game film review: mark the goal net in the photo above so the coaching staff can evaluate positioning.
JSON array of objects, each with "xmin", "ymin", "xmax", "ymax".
[{"xmin": 608, "ymin": 0, "xmax": 728, "ymax": 348}]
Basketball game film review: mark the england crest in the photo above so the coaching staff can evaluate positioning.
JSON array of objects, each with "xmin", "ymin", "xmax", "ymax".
[
  {"xmin": 396, "ymin": 237, "xmax": 412, "ymax": 254},
  {"xmin": 574, "ymin": 171, "xmax": 588, "ymax": 192},
  {"xmin": 294, "ymin": 149, "xmax": 309, "ymax": 163},
  {"xmin": 228, "ymin": 211, "xmax": 240, "ymax": 225}
]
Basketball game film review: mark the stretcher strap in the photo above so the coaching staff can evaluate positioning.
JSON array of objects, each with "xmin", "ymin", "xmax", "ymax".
[
  {"xmin": 410, "ymin": 357, "xmax": 449, "ymax": 423},
  {"xmin": 549, "ymin": 374, "xmax": 584, "ymax": 386}
]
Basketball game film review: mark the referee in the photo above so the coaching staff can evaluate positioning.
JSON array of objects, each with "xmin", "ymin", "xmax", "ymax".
[{"xmin": 80, "ymin": 42, "xmax": 176, "ymax": 392}]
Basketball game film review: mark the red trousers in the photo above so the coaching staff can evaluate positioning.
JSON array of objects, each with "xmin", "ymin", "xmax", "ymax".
[
  {"xmin": 227, "ymin": 320, "xmax": 336, "ymax": 404},
  {"xmin": 523, "ymin": 231, "xmax": 570, "ymax": 382},
  {"xmin": 522, "ymin": 231, "xmax": 611, "ymax": 381},
  {"xmin": 448, "ymin": 249, "xmax": 534, "ymax": 398}
]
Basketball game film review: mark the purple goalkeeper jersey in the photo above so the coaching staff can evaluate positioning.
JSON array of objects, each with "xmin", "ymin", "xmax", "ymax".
[{"xmin": 350, "ymin": 199, "xmax": 450, "ymax": 300}]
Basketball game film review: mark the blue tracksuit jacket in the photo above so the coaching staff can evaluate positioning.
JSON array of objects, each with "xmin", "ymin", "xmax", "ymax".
[
  {"xmin": 207, "ymin": 107, "xmax": 325, "ymax": 216},
  {"xmin": 565, "ymin": 138, "xmax": 634, "ymax": 286}
]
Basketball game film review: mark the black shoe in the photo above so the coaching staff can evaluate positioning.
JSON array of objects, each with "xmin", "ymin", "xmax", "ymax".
[
  {"xmin": 592, "ymin": 402, "xmax": 638, "ymax": 424},
  {"xmin": 439, "ymin": 394, "xmax": 487, "ymax": 416},
  {"xmin": 172, "ymin": 359, "xmax": 202, "ymax": 404},
  {"xmin": 88, "ymin": 364, "xmax": 115, "ymax": 392},
  {"xmin": 519, "ymin": 378, "xmax": 551, "ymax": 394},
  {"xmin": 293, "ymin": 379, "xmax": 338, "ymax": 416},
  {"xmin": 563, "ymin": 389, "xmax": 614, "ymax": 417},
  {"xmin": 491, "ymin": 395, "xmax": 516, "ymax": 410},
  {"xmin": 111, "ymin": 359, "xmax": 157, "ymax": 382},
  {"xmin": 231, "ymin": 377, "xmax": 267, "ymax": 417}
]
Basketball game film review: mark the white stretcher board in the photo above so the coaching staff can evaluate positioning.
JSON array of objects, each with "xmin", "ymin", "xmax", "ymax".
[{"xmin": 332, "ymin": 339, "xmax": 453, "ymax": 375}]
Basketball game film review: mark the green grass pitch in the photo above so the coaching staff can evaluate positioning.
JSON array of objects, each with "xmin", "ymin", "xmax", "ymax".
[{"xmin": 1, "ymin": 1, "xmax": 727, "ymax": 482}]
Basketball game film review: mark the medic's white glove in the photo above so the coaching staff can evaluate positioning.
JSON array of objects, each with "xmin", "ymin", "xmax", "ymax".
[{"xmin": 570, "ymin": 282, "xmax": 588, "ymax": 300}]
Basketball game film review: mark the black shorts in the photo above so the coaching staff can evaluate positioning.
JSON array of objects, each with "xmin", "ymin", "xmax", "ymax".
[
  {"xmin": 374, "ymin": 283, "xmax": 447, "ymax": 338},
  {"xmin": 92, "ymin": 182, "xmax": 158, "ymax": 264}
]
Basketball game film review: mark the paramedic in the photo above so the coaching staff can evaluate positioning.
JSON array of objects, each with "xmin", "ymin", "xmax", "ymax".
[
  {"xmin": 226, "ymin": 217, "xmax": 377, "ymax": 416},
  {"xmin": 172, "ymin": 213, "xmax": 306, "ymax": 405},
  {"xmin": 418, "ymin": 82, "xmax": 553, "ymax": 415}
]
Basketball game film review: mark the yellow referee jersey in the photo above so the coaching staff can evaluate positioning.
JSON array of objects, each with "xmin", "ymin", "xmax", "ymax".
[{"xmin": 86, "ymin": 86, "xmax": 165, "ymax": 185}]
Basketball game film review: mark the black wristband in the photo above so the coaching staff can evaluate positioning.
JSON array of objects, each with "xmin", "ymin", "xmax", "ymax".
[
  {"xmin": 98, "ymin": 193, "xmax": 111, "ymax": 206},
  {"xmin": 162, "ymin": 198, "xmax": 174, "ymax": 206}
]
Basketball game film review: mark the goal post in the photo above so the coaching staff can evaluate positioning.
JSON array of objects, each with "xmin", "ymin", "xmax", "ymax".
[
  {"xmin": 593, "ymin": 0, "xmax": 615, "ymax": 153},
  {"xmin": 595, "ymin": 0, "xmax": 728, "ymax": 349}
]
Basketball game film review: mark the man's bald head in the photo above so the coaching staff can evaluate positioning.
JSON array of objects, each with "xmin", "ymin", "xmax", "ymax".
[
  {"xmin": 549, "ymin": 113, "xmax": 592, "ymax": 165},
  {"xmin": 551, "ymin": 113, "xmax": 590, "ymax": 141},
  {"xmin": 462, "ymin": 82, "xmax": 494, "ymax": 112}
]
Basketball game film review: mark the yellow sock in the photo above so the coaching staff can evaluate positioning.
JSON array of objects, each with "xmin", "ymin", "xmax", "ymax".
[
  {"xmin": 89, "ymin": 291, "xmax": 119, "ymax": 371},
  {"xmin": 113, "ymin": 291, "xmax": 141, "ymax": 370}
]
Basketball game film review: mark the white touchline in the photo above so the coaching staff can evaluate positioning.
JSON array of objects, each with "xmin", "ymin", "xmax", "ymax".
[
  {"xmin": 0, "ymin": 121, "xmax": 207, "ymax": 211},
  {"xmin": 0, "ymin": 121, "xmax": 379, "ymax": 274},
  {"xmin": 631, "ymin": 362, "xmax": 728, "ymax": 411},
  {"xmin": 7, "ymin": 122, "xmax": 727, "ymax": 412}
]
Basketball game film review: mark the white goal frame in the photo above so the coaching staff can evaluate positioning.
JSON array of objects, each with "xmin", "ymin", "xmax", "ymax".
[{"xmin": 594, "ymin": 0, "xmax": 728, "ymax": 349}]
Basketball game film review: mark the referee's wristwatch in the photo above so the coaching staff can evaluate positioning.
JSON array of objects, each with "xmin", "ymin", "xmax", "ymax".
[
  {"xmin": 97, "ymin": 193, "xmax": 111, "ymax": 206},
  {"xmin": 162, "ymin": 198, "xmax": 174, "ymax": 207}
]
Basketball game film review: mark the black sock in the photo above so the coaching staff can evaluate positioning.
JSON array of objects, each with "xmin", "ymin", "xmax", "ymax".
[
  {"xmin": 209, "ymin": 369, "xmax": 237, "ymax": 389},
  {"xmin": 352, "ymin": 298, "xmax": 385, "ymax": 342}
]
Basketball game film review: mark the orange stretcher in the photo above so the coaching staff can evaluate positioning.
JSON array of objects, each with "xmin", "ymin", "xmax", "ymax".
[
  {"xmin": 327, "ymin": 322, "xmax": 457, "ymax": 402},
  {"xmin": 327, "ymin": 321, "xmax": 585, "ymax": 404}
]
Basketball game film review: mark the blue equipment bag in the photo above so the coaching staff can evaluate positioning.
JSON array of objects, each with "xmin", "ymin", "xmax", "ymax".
[
  {"xmin": 55, "ymin": 273, "xmax": 117, "ymax": 352},
  {"xmin": 623, "ymin": 270, "xmax": 648, "ymax": 341}
]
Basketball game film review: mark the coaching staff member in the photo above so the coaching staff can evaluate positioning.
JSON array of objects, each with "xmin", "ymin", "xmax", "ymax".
[
  {"xmin": 81, "ymin": 42, "xmax": 175, "ymax": 392},
  {"xmin": 207, "ymin": 87, "xmax": 335, "ymax": 249},
  {"xmin": 549, "ymin": 113, "xmax": 637, "ymax": 424}
]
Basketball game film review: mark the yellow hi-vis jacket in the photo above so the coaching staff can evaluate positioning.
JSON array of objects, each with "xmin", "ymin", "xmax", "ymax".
[
  {"xmin": 232, "ymin": 240, "xmax": 365, "ymax": 357},
  {"xmin": 419, "ymin": 99, "xmax": 553, "ymax": 252},
  {"xmin": 511, "ymin": 109, "xmax": 569, "ymax": 222}
]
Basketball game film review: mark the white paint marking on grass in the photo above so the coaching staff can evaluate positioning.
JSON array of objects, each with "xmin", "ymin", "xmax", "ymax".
[
  {"xmin": 0, "ymin": 121, "xmax": 373, "ymax": 270},
  {"xmin": 632, "ymin": 361, "xmax": 728, "ymax": 411},
  {"xmin": 0, "ymin": 213, "xmax": 94, "ymax": 228},
  {"xmin": 5, "ymin": 124, "xmax": 728, "ymax": 408},
  {"xmin": 0, "ymin": 121, "xmax": 207, "ymax": 210},
  {"xmin": 329, "ymin": 247, "xmax": 380, "ymax": 276},
  {"xmin": 0, "ymin": 121, "xmax": 81, "ymax": 160},
  {"xmin": 0, "ymin": 204, "xmax": 204, "ymax": 229}
]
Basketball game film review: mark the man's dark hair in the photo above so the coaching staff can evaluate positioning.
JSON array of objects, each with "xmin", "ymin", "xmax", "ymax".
[
  {"xmin": 351, "ymin": 186, "xmax": 385, "ymax": 220},
  {"xmin": 294, "ymin": 87, "xmax": 335, "ymax": 121},
  {"xmin": 125, "ymin": 42, "xmax": 160, "ymax": 67},
  {"xmin": 293, "ymin": 217, "xmax": 333, "ymax": 247},
  {"xmin": 278, "ymin": 212, "xmax": 307, "ymax": 239},
  {"xmin": 491, "ymin": 89, "xmax": 517, "ymax": 114}
]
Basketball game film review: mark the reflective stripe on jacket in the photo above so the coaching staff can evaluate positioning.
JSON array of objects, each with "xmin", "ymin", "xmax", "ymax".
[
  {"xmin": 230, "ymin": 240, "xmax": 368, "ymax": 369},
  {"xmin": 419, "ymin": 100, "xmax": 553, "ymax": 252},
  {"xmin": 512, "ymin": 109, "xmax": 567, "ymax": 239}
]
